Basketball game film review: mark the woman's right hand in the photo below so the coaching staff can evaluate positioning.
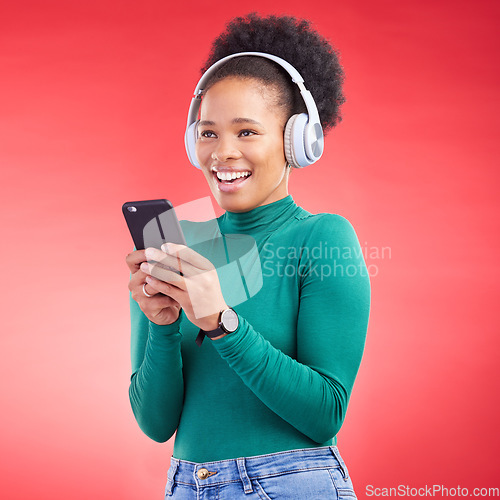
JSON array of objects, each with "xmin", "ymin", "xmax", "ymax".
[{"xmin": 126, "ymin": 249, "xmax": 182, "ymax": 325}]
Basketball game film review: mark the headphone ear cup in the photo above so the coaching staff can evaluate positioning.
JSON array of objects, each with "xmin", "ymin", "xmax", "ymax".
[
  {"xmin": 284, "ymin": 114, "xmax": 309, "ymax": 168},
  {"xmin": 185, "ymin": 121, "xmax": 201, "ymax": 169},
  {"xmin": 304, "ymin": 120, "xmax": 324, "ymax": 162},
  {"xmin": 284, "ymin": 115, "xmax": 298, "ymax": 168}
]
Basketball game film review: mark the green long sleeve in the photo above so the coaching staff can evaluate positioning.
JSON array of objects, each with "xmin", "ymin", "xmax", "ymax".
[
  {"xmin": 128, "ymin": 296, "xmax": 184, "ymax": 442},
  {"xmin": 128, "ymin": 195, "xmax": 370, "ymax": 462}
]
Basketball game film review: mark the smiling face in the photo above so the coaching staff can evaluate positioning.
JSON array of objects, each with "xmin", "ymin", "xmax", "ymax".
[{"xmin": 195, "ymin": 77, "xmax": 291, "ymax": 213}]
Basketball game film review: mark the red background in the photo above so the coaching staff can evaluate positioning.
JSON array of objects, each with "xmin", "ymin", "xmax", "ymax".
[{"xmin": 1, "ymin": 0, "xmax": 499, "ymax": 498}]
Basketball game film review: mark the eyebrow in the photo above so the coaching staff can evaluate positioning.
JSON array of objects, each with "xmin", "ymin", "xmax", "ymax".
[{"xmin": 198, "ymin": 118, "xmax": 263, "ymax": 127}]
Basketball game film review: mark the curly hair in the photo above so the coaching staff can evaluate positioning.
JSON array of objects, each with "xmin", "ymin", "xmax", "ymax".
[{"xmin": 200, "ymin": 12, "xmax": 346, "ymax": 134}]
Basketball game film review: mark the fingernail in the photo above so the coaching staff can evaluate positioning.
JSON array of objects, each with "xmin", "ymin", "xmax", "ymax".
[
  {"xmin": 145, "ymin": 248, "xmax": 155, "ymax": 259},
  {"xmin": 162, "ymin": 243, "xmax": 170, "ymax": 253},
  {"xmin": 140, "ymin": 262, "xmax": 149, "ymax": 272}
]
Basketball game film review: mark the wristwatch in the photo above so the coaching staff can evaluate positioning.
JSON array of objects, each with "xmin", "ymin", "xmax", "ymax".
[{"xmin": 195, "ymin": 308, "xmax": 239, "ymax": 346}]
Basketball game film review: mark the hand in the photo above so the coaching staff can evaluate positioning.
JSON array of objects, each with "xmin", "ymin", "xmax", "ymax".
[
  {"xmin": 140, "ymin": 243, "xmax": 228, "ymax": 332},
  {"xmin": 126, "ymin": 249, "xmax": 182, "ymax": 325}
]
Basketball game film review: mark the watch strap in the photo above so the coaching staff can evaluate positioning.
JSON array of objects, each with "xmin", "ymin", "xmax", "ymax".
[{"xmin": 195, "ymin": 326, "xmax": 224, "ymax": 347}]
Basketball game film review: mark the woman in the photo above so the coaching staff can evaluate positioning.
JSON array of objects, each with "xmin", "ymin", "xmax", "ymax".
[{"xmin": 126, "ymin": 13, "xmax": 370, "ymax": 499}]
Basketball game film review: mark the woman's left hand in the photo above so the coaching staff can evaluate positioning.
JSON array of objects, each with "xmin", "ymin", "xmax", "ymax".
[{"xmin": 140, "ymin": 243, "xmax": 228, "ymax": 332}]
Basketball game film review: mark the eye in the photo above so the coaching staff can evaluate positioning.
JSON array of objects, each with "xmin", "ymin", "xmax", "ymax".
[
  {"xmin": 239, "ymin": 129, "xmax": 257, "ymax": 137},
  {"xmin": 199, "ymin": 130, "xmax": 217, "ymax": 138}
]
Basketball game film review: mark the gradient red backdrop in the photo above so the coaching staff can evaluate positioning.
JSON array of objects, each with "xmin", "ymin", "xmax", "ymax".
[{"xmin": 1, "ymin": 1, "xmax": 499, "ymax": 498}]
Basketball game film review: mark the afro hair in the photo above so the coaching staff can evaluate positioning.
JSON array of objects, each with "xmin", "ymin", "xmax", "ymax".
[{"xmin": 200, "ymin": 12, "xmax": 346, "ymax": 134}]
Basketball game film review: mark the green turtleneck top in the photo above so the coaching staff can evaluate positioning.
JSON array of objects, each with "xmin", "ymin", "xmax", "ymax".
[{"xmin": 128, "ymin": 195, "xmax": 371, "ymax": 463}]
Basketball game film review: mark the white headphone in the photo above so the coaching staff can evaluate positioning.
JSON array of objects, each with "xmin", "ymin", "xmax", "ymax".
[{"xmin": 184, "ymin": 51, "xmax": 324, "ymax": 169}]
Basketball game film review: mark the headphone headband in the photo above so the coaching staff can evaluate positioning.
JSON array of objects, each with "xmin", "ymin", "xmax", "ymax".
[
  {"xmin": 187, "ymin": 52, "xmax": 320, "ymax": 128},
  {"xmin": 185, "ymin": 51, "xmax": 324, "ymax": 169}
]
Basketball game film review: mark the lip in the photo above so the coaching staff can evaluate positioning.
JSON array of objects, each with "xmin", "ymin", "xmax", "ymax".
[{"xmin": 212, "ymin": 171, "xmax": 252, "ymax": 193}]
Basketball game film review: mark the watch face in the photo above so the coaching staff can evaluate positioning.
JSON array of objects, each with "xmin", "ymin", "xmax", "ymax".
[{"xmin": 221, "ymin": 308, "xmax": 239, "ymax": 333}]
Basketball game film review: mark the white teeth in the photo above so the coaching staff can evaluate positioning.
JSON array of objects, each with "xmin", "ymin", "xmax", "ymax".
[{"xmin": 216, "ymin": 171, "xmax": 251, "ymax": 181}]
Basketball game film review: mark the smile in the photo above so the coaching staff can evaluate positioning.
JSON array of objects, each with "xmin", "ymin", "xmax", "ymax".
[
  {"xmin": 212, "ymin": 171, "xmax": 252, "ymax": 192},
  {"xmin": 216, "ymin": 171, "xmax": 251, "ymax": 182}
]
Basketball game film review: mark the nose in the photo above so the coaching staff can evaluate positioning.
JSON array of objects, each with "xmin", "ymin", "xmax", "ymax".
[{"xmin": 211, "ymin": 136, "xmax": 241, "ymax": 163}]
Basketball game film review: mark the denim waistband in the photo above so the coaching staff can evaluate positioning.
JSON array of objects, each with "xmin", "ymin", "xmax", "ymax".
[{"xmin": 165, "ymin": 445, "xmax": 350, "ymax": 495}]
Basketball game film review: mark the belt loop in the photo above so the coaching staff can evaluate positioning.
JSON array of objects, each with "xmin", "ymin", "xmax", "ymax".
[
  {"xmin": 330, "ymin": 446, "xmax": 349, "ymax": 481},
  {"xmin": 236, "ymin": 457, "xmax": 253, "ymax": 494},
  {"xmin": 165, "ymin": 458, "xmax": 179, "ymax": 496}
]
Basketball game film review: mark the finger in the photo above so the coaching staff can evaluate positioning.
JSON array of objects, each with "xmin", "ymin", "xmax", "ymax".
[
  {"xmin": 129, "ymin": 266, "xmax": 166, "ymax": 300},
  {"xmin": 162, "ymin": 243, "xmax": 215, "ymax": 271},
  {"xmin": 144, "ymin": 247, "xmax": 195, "ymax": 280},
  {"xmin": 142, "ymin": 282, "xmax": 159, "ymax": 298},
  {"xmin": 145, "ymin": 275, "xmax": 182, "ymax": 302},
  {"xmin": 128, "ymin": 265, "xmax": 149, "ymax": 291},
  {"xmin": 141, "ymin": 261, "xmax": 186, "ymax": 288},
  {"xmin": 125, "ymin": 249, "xmax": 147, "ymax": 273},
  {"xmin": 129, "ymin": 276, "xmax": 158, "ymax": 302}
]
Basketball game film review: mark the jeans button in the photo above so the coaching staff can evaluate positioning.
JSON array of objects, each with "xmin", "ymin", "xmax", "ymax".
[{"xmin": 197, "ymin": 468, "xmax": 209, "ymax": 480}]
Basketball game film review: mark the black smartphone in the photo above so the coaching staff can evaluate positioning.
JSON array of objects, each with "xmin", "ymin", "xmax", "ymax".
[{"xmin": 122, "ymin": 199, "xmax": 186, "ymax": 251}]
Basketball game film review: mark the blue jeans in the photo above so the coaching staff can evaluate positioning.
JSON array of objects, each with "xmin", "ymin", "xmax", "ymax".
[{"xmin": 164, "ymin": 445, "xmax": 357, "ymax": 499}]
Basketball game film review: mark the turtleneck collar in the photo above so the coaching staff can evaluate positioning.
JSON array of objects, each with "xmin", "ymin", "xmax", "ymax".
[{"xmin": 218, "ymin": 195, "xmax": 301, "ymax": 235}]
